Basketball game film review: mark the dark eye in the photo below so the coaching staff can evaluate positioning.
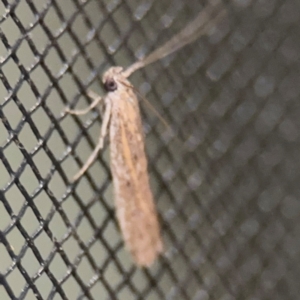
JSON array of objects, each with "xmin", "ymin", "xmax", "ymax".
[{"xmin": 104, "ymin": 79, "xmax": 118, "ymax": 92}]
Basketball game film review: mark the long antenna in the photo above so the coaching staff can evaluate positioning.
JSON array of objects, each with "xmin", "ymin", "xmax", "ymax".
[{"xmin": 123, "ymin": 0, "xmax": 226, "ymax": 78}]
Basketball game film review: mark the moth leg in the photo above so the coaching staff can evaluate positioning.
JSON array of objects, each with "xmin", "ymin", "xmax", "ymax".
[
  {"xmin": 72, "ymin": 99, "xmax": 112, "ymax": 182},
  {"xmin": 66, "ymin": 91, "xmax": 103, "ymax": 115}
]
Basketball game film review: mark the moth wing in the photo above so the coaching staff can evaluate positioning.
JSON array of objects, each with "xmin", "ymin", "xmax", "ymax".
[{"xmin": 109, "ymin": 84, "xmax": 163, "ymax": 267}]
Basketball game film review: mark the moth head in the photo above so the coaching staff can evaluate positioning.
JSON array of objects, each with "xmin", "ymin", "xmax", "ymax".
[{"xmin": 102, "ymin": 66, "xmax": 124, "ymax": 92}]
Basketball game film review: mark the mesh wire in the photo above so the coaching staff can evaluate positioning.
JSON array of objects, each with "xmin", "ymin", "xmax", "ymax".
[{"xmin": 0, "ymin": 0, "xmax": 299, "ymax": 299}]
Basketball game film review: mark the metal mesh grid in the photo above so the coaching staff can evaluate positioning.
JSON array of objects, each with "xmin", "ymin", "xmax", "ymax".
[{"xmin": 0, "ymin": 0, "xmax": 299, "ymax": 299}]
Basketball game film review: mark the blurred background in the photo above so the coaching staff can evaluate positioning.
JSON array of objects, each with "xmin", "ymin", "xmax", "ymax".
[{"xmin": 0, "ymin": 0, "xmax": 299, "ymax": 299}]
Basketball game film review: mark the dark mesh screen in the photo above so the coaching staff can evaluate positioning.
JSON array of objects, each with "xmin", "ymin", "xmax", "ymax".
[{"xmin": 0, "ymin": 0, "xmax": 299, "ymax": 299}]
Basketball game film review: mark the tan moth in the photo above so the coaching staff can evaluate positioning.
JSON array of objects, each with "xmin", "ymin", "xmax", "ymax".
[{"xmin": 66, "ymin": 0, "xmax": 226, "ymax": 267}]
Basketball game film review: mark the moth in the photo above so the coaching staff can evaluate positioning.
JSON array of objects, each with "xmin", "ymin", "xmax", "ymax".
[{"xmin": 66, "ymin": 0, "xmax": 226, "ymax": 267}]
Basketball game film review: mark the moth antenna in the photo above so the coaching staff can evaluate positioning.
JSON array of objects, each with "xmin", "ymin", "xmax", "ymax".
[{"xmin": 124, "ymin": 0, "xmax": 226, "ymax": 77}]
